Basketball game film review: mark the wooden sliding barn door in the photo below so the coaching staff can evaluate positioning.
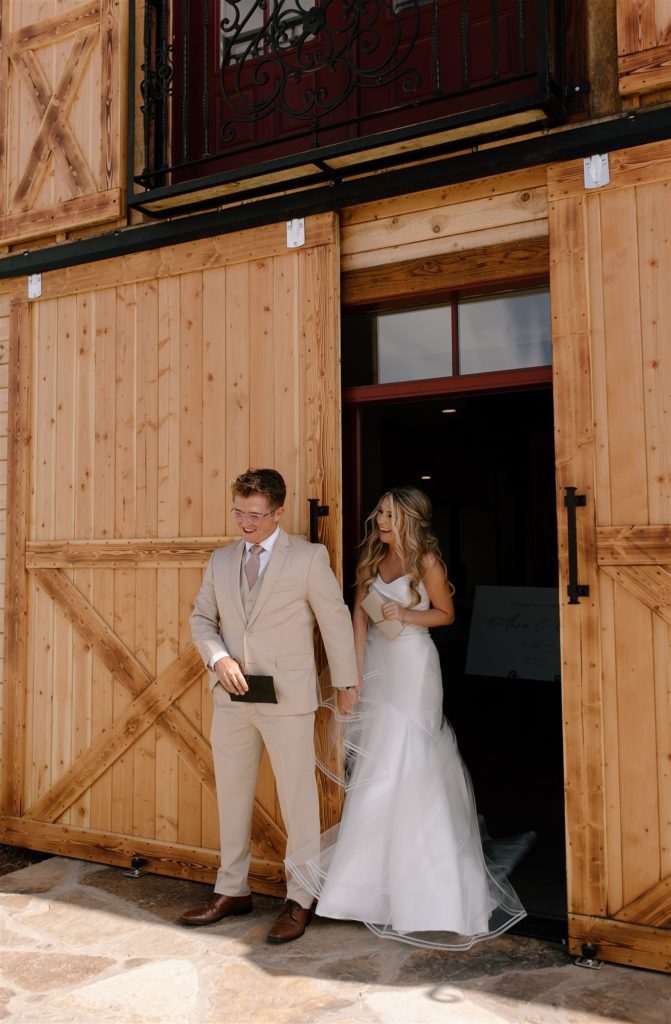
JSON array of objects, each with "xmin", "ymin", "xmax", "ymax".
[
  {"xmin": 550, "ymin": 141, "xmax": 671, "ymax": 971},
  {"xmin": 0, "ymin": 213, "xmax": 343, "ymax": 893}
]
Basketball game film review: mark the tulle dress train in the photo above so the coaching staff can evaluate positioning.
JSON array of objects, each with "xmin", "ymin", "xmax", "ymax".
[{"xmin": 286, "ymin": 574, "xmax": 526, "ymax": 949}]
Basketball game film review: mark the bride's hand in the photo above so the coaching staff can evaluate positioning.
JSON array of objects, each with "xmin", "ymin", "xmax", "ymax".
[
  {"xmin": 337, "ymin": 686, "xmax": 360, "ymax": 716},
  {"xmin": 381, "ymin": 601, "xmax": 404, "ymax": 623}
]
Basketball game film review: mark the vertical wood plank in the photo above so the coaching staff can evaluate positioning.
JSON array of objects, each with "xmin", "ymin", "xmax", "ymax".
[
  {"xmin": 178, "ymin": 271, "xmax": 204, "ymax": 848},
  {"xmin": 202, "ymin": 266, "xmax": 228, "ymax": 534},
  {"xmin": 155, "ymin": 275, "xmax": 181, "ymax": 841},
  {"xmin": 549, "ymin": 188, "xmax": 608, "ymax": 918},
  {"xmin": 225, "ymin": 263, "xmax": 250, "ymax": 535},
  {"xmin": 599, "ymin": 572, "xmax": 624, "ymax": 915},
  {"xmin": 1, "ymin": 301, "xmax": 31, "ymax": 815},
  {"xmin": 112, "ymin": 283, "xmax": 136, "ymax": 835},
  {"xmin": 614, "ymin": 586, "xmax": 660, "ymax": 905},
  {"xmin": 52, "ymin": 294, "xmax": 76, "ymax": 820},
  {"xmin": 90, "ymin": 286, "xmax": 116, "ymax": 829},
  {"xmin": 652, "ymin": 613, "xmax": 671, "ymax": 881},
  {"xmin": 201, "ymin": 266, "xmax": 228, "ymax": 852},
  {"xmin": 71, "ymin": 290, "xmax": 95, "ymax": 827},
  {"xmin": 272, "ymin": 254, "xmax": 300, "ymax": 533},
  {"xmin": 300, "ymin": 229, "xmax": 343, "ymax": 571},
  {"xmin": 599, "ymin": 188, "xmax": 648, "ymax": 527},
  {"xmin": 30, "ymin": 297, "xmax": 57, "ymax": 806},
  {"xmin": 155, "ymin": 563, "xmax": 180, "ymax": 843},
  {"xmin": 101, "ymin": 0, "xmax": 119, "ymax": 192},
  {"xmin": 637, "ymin": 181, "xmax": 671, "ymax": 526},
  {"xmin": 134, "ymin": 280, "xmax": 159, "ymax": 838},
  {"xmin": 248, "ymin": 260, "xmax": 275, "ymax": 470},
  {"xmin": 585, "ymin": 195, "xmax": 612, "ymax": 529},
  {"xmin": 617, "ymin": 0, "xmax": 660, "ymax": 55}
]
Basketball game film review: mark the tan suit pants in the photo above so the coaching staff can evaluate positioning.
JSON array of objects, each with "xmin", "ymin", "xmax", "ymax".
[{"xmin": 210, "ymin": 695, "xmax": 319, "ymax": 908}]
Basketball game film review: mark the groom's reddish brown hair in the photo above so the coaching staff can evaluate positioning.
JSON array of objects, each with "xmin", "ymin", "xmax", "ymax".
[{"xmin": 232, "ymin": 468, "xmax": 286, "ymax": 509}]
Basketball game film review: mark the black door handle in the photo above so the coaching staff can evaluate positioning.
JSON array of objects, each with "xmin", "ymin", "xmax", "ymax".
[
  {"xmin": 308, "ymin": 498, "xmax": 329, "ymax": 543},
  {"xmin": 564, "ymin": 487, "xmax": 590, "ymax": 604}
]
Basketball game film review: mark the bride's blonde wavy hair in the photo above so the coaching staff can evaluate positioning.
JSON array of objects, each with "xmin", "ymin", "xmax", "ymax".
[{"xmin": 356, "ymin": 486, "xmax": 448, "ymax": 607}]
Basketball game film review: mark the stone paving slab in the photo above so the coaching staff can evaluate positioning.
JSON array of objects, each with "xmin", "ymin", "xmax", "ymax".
[{"xmin": 0, "ymin": 853, "xmax": 669, "ymax": 1024}]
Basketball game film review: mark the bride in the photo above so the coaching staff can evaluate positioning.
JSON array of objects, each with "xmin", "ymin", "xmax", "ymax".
[{"xmin": 287, "ymin": 486, "xmax": 526, "ymax": 948}]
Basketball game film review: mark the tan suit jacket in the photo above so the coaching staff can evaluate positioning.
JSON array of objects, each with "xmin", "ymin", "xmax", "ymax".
[{"xmin": 190, "ymin": 529, "xmax": 357, "ymax": 714}]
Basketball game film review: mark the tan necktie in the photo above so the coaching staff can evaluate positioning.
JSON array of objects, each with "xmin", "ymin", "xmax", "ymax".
[{"xmin": 245, "ymin": 544, "xmax": 264, "ymax": 589}]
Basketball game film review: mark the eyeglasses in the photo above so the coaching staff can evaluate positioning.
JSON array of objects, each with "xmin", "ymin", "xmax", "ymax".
[{"xmin": 231, "ymin": 507, "xmax": 277, "ymax": 525}]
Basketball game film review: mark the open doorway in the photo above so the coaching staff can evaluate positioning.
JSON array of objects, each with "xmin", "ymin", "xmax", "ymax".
[{"xmin": 344, "ymin": 385, "xmax": 566, "ymax": 940}]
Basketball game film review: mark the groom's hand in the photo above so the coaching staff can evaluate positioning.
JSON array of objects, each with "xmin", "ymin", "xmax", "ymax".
[
  {"xmin": 337, "ymin": 686, "xmax": 359, "ymax": 716},
  {"xmin": 214, "ymin": 656, "xmax": 249, "ymax": 695}
]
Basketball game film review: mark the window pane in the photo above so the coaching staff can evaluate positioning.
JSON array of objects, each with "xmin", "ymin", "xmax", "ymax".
[
  {"xmin": 377, "ymin": 307, "xmax": 452, "ymax": 384},
  {"xmin": 458, "ymin": 290, "xmax": 551, "ymax": 375}
]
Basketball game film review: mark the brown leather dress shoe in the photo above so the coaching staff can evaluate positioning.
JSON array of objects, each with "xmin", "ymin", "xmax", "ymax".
[
  {"xmin": 267, "ymin": 899, "xmax": 314, "ymax": 944},
  {"xmin": 178, "ymin": 892, "xmax": 252, "ymax": 926}
]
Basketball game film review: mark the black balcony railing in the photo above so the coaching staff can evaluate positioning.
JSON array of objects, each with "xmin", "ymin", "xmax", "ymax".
[{"xmin": 131, "ymin": 0, "xmax": 565, "ymax": 208}]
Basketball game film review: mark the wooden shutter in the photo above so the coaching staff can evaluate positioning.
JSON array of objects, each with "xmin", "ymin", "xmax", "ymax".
[
  {"xmin": 617, "ymin": 0, "xmax": 671, "ymax": 95},
  {"xmin": 0, "ymin": 0, "xmax": 123, "ymax": 244},
  {"xmin": 550, "ymin": 139, "xmax": 671, "ymax": 972},
  {"xmin": 0, "ymin": 213, "xmax": 343, "ymax": 894}
]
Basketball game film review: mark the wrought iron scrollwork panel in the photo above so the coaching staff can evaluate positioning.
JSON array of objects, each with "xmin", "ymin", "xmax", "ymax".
[
  {"xmin": 140, "ymin": 0, "xmax": 174, "ymax": 175},
  {"xmin": 219, "ymin": 0, "xmax": 424, "ymax": 143}
]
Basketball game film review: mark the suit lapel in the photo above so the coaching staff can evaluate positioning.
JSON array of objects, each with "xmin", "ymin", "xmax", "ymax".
[{"xmin": 247, "ymin": 529, "xmax": 290, "ymax": 626}]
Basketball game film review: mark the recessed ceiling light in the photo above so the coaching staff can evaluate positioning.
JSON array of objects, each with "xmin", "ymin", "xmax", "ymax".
[
  {"xmin": 421, "ymin": 475, "xmax": 431, "ymax": 480},
  {"xmin": 442, "ymin": 408, "xmax": 457, "ymax": 414}
]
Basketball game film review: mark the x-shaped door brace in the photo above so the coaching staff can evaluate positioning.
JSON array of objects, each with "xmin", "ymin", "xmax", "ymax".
[
  {"xmin": 25, "ymin": 569, "xmax": 287, "ymax": 862},
  {"xmin": 9, "ymin": 22, "xmax": 98, "ymax": 213}
]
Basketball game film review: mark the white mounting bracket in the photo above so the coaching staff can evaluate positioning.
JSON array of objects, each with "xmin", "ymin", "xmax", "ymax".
[
  {"xmin": 574, "ymin": 955, "xmax": 603, "ymax": 970},
  {"xmin": 286, "ymin": 218, "xmax": 305, "ymax": 248},
  {"xmin": 28, "ymin": 273, "xmax": 42, "ymax": 299},
  {"xmin": 583, "ymin": 154, "xmax": 610, "ymax": 190}
]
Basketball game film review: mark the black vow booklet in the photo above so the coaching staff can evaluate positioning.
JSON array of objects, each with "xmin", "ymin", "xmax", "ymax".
[{"xmin": 229, "ymin": 674, "xmax": 278, "ymax": 704}]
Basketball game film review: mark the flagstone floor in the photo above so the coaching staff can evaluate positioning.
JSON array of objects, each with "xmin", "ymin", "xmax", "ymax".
[{"xmin": 0, "ymin": 848, "xmax": 669, "ymax": 1024}]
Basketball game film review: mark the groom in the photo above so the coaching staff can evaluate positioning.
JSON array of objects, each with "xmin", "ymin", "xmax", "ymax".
[{"xmin": 180, "ymin": 468, "xmax": 358, "ymax": 943}]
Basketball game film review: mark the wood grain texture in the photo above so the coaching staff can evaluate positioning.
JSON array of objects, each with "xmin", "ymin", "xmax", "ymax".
[
  {"xmin": 11, "ymin": 34, "xmax": 98, "ymax": 211},
  {"xmin": 638, "ymin": 181, "xmax": 671, "ymax": 526},
  {"xmin": 0, "ymin": 814, "xmax": 287, "ymax": 893},
  {"xmin": 617, "ymin": 875, "xmax": 671, "ymax": 926},
  {"xmin": 10, "ymin": 2, "xmax": 100, "ymax": 53},
  {"xmin": 0, "ymin": 0, "xmax": 123, "ymax": 242},
  {"xmin": 341, "ymin": 165, "xmax": 548, "ymax": 227},
  {"xmin": 547, "ymin": 139, "xmax": 671, "ymax": 202},
  {"xmin": 342, "ymin": 186, "xmax": 547, "ymax": 257},
  {"xmin": 0, "ymin": 190, "xmax": 120, "ymax": 246},
  {"xmin": 343, "ymin": 235, "xmax": 549, "ymax": 308},
  {"xmin": 617, "ymin": 0, "xmax": 671, "ymax": 55},
  {"xmin": 32, "ymin": 568, "xmax": 215, "ymax": 798},
  {"xmin": 0, "ymin": 302, "xmax": 31, "ymax": 815},
  {"xmin": 596, "ymin": 526, "xmax": 671, "ymax": 567},
  {"xmin": 25, "ymin": 537, "xmax": 237, "ymax": 568},
  {"xmin": 26, "ymin": 643, "xmax": 204, "ymax": 824},
  {"xmin": 568, "ymin": 914, "xmax": 671, "ymax": 972},
  {"xmin": 10, "ymin": 213, "xmax": 337, "ymax": 302},
  {"xmin": 619, "ymin": 40, "xmax": 671, "ymax": 93},
  {"xmin": 549, "ymin": 191, "xmax": 608, "ymax": 918},
  {"xmin": 601, "ymin": 565, "xmax": 671, "ymax": 624}
]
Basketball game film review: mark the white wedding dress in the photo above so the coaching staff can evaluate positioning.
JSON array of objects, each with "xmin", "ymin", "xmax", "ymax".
[{"xmin": 287, "ymin": 574, "xmax": 526, "ymax": 949}]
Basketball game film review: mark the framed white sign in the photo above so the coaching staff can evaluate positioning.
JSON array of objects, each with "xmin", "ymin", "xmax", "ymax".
[{"xmin": 465, "ymin": 585, "xmax": 560, "ymax": 682}]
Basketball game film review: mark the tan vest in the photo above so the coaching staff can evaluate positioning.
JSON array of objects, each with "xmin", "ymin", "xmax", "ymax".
[{"xmin": 240, "ymin": 555, "xmax": 263, "ymax": 620}]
